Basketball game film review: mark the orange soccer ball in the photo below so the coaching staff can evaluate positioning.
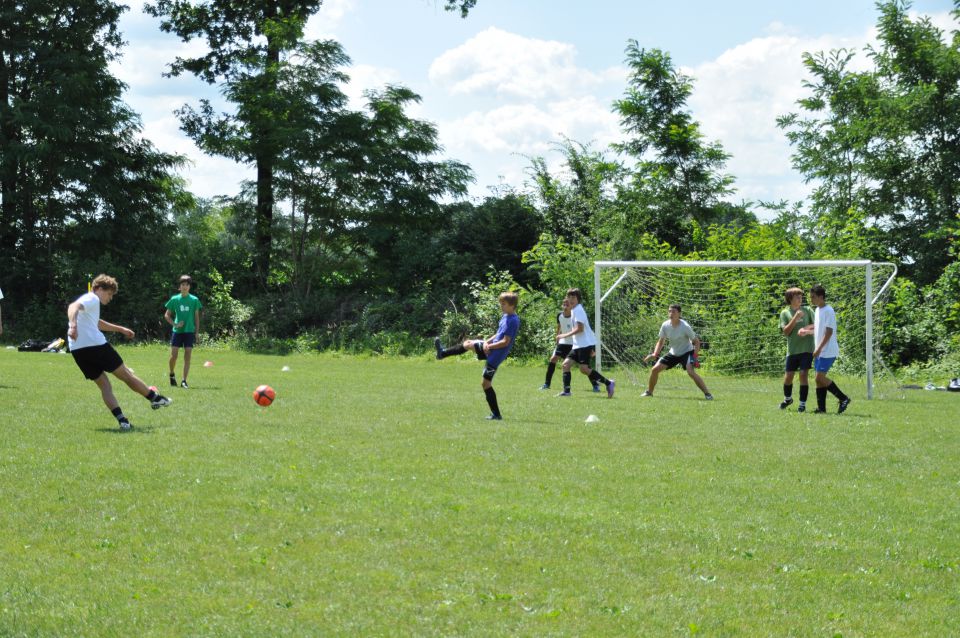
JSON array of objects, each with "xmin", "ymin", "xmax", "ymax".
[{"xmin": 253, "ymin": 384, "xmax": 276, "ymax": 406}]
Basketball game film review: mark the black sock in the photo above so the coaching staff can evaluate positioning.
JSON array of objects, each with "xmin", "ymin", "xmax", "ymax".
[
  {"xmin": 111, "ymin": 407, "xmax": 126, "ymax": 422},
  {"xmin": 799, "ymin": 384, "xmax": 809, "ymax": 403},
  {"xmin": 442, "ymin": 344, "xmax": 467, "ymax": 358},
  {"xmin": 588, "ymin": 370, "xmax": 609, "ymax": 386},
  {"xmin": 484, "ymin": 387, "xmax": 500, "ymax": 417},
  {"xmin": 146, "ymin": 389, "xmax": 158, "ymax": 401},
  {"xmin": 783, "ymin": 384, "xmax": 793, "ymax": 398},
  {"xmin": 816, "ymin": 387, "xmax": 828, "ymax": 411},
  {"xmin": 562, "ymin": 371, "xmax": 572, "ymax": 392},
  {"xmin": 545, "ymin": 362, "xmax": 556, "ymax": 385},
  {"xmin": 826, "ymin": 382, "xmax": 847, "ymax": 401}
]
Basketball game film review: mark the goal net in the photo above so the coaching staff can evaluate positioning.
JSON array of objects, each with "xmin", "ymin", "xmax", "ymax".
[{"xmin": 594, "ymin": 261, "xmax": 897, "ymax": 398}]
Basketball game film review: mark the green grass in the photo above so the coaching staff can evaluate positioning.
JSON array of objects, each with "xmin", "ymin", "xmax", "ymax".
[{"xmin": 1, "ymin": 344, "xmax": 958, "ymax": 636}]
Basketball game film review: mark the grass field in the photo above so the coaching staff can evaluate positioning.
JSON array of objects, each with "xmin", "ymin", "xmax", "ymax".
[{"xmin": 1, "ymin": 344, "xmax": 958, "ymax": 636}]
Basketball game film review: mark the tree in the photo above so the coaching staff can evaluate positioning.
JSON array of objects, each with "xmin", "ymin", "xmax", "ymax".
[
  {"xmin": 778, "ymin": 0, "xmax": 960, "ymax": 284},
  {"xmin": 612, "ymin": 42, "xmax": 741, "ymax": 249},
  {"xmin": 144, "ymin": 0, "xmax": 325, "ymax": 287},
  {"xmin": 0, "ymin": 0, "xmax": 182, "ymax": 333}
]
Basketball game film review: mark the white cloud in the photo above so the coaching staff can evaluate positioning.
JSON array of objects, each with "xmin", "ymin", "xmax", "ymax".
[
  {"xmin": 429, "ymin": 27, "xmax": 619, "ymax": 99},
  {"xmin": 303, "ymin": 0, "xmax": 356, "ymax": 41}
]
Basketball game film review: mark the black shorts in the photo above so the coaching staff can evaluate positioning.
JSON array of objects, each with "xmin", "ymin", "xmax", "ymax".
[
  {"xmin": 785, "ymin": 352, "xmax": 813, "ymax": 372},
  {"xmin": 552, "ymin": 343, "xmax": 573, "ymax": 359},
  {"xmin": 566, "ymin": 346, "xmax": 595, "ymax": 366},
  {"xmin": 71, "ymin": 343, "xmax": 124, "ymax": 380},
  {"xmin": 171, "ymin": 332, "xmax": 196, "ymax": 348},
  {"xmin": 658, "ymin": 350, "xmax": 694, "ymax": 370}
]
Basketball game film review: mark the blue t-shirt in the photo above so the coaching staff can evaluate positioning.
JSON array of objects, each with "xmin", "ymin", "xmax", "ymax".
[{"xmin": 486, "ymin": 313, "xmax": 520, "ymax": 368}]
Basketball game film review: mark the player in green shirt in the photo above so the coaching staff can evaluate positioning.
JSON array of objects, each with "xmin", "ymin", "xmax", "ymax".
[
  {"xmin": 164, "ymin": 275, "xmax": 202, "ymax": 389},
  {"xmin": 778, "ymin": 286, "xmax": 815, "ymax": 412}
]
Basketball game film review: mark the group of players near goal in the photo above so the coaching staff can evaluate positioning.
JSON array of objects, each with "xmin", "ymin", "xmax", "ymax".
[
  {"xmin": 434, "ymin": 285, "xmax": 850, "ymax": 420},
  {"xmin": 64, "ymin": 275, "xmax": 850, "ymax": 430}
]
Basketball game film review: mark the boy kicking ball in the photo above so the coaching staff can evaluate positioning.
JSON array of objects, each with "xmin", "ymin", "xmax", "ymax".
[
  {"xmin": 67, "ymin": 274, "xmax": 172, "ymax": 431},
  {"xmin": 434, "ymin": 291, "xmax": 520, "ymax": 420}
]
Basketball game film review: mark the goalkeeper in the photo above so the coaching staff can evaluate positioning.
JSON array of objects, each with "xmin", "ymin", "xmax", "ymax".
[{"xmin": 641, "ymin": 304, "xmax": 713, "ymax": 400}]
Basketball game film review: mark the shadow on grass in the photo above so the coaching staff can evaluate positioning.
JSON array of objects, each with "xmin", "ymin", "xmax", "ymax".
[
  {"xmin": 0, "ymin": 384, "xmax": 18, "ymax": 389},
  {"xmin": 95, "ymin": 425, "xmax": 160, "ymax": 435}
]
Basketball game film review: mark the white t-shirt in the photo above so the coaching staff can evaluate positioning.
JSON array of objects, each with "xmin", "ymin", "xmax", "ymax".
[
  {"xmin": 557, "ymin": 312, "xmax": 576, "ymax": 345},
  {"xmin": 659, "ymin": 319, "xmax": 697, "ymax": 356},
  {"xmin": 570, "ymin": 303, "xmax": 596, "ymax": 348},
  {"xmin": 68, "ymin": 291, "xmax": 108, "ymax": 350},
  {"xmin": 814, "ymin": 304, "xmax": 839, "ymax": 358},
  {"xmin": 0, "ymin": 287, "xmax": 4, "ymax": 300}
]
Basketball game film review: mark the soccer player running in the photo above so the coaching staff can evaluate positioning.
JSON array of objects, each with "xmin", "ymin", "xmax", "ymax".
[
  {"xmin": 540, "ymin": 297, "xmax": 600, "ymax": 392},
  {"xmin": 434, "ymin": 291, "xmax": 520, "ymax": 420},
  {"xmin": 556, "ymin": 288, "xmax": 614, "ymax": 398},
  {"xmin": 779, "ymin": 287, "xmax": 815, "ymax": 412},
  {"xmin": 67, "ymin": 274, "xmax": 172, "ymax": 431},
  {"xmin": 798, "ymin": 284, "xmax": 851, "ymax": 414},
  {"xmin": 641, "ymin": 304, "xmax": 713, "ymax": 400},
  {"xmin": 164, "ymin": 274, "xmax": 202, "ymax": 389}
]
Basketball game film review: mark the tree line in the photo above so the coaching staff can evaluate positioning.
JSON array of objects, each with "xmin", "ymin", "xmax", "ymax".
[{"xmin": 1, "ymin": 0, "xmax": 957, "ymax": 376}]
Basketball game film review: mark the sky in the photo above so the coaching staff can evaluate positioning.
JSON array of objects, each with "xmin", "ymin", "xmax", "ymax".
[{"xmin": 110, "ymin": 0, "xmax": 956, "ymax": 213}]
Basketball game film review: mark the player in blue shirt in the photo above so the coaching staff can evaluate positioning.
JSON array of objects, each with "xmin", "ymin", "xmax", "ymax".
[{"xmin": 434, "ymin": 291, "xmax": 520, "ymax": 420}]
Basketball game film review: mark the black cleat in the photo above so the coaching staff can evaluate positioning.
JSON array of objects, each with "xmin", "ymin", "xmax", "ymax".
[
  {"xmin": 797, "ymin": 403, "xmax": 806, "ymax": 413},
  {"xmin": 485, "ymin": 414, "xmax": 503, "ymax": 421},
  {"xmin": 433, "ymin": 337, "xmax": 444, "ymax": 360},
  {"xmin": 813, "ymin": 408, "xmax": 827, "ymax": 414},
  {"xmin": 169, "ymin": 374, "xmax": 177, "ymax": 387},
  {"xmin": 779, "ymin": 397, "xmax": 794, "ymax": 410},
  {"xmin": 838, "ymin": 398, "xmax": 851, "ymax": 414}
]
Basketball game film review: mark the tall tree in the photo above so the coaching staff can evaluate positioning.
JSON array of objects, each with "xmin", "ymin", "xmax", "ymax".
[
  {"xmin": 144, "ymin": 0, "xmax": 324, "ymax": 287},
  {"xmin": 612, "ymin": 41, "xmax": 740, "ymax": 249},
  {"xmin": 778, "ymin": 0, "xmax": 960, "ymax": 284},
  {"xmin": 0, "ymin": 1, "xmax": 181, "ymax": 315}
]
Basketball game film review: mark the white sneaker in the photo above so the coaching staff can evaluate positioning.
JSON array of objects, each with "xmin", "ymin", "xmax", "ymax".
[
  {"xmin": 641, "ymin": 390, "xmax": 653, "ymax": 397},
  {"xmin": 704, "ymin": 393, "xmax": 714, "ymax": 401},
  {"xmin": 151, "ymin": 395, "xmax": 172, "ymax": 410}
]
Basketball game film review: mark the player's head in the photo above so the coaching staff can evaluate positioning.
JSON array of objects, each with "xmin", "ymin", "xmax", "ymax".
[
  {"xmin": 669, "ymin": 303, "xmax": 682, "ymax": 315},
  {"xmin": 565, "ymin": 288, "xmax": 582, "ymax": 305},
  {"xmin": 809, "ymin": 284, "xmax": 826, "ymax": 304},
  {"xmin": 785, "ymin": 287, "xmax": 803, "ymax": 305},
  {"xmin": 178, "ymin": 275, "xmax": 192, "ymax": 291},
  {"xmin": 498, "ymin": 291, "xmax": 519, "ymax": 312},
  {"xmin": 91, "ymin": 274, "xmax": 118, "ymax": 304}
]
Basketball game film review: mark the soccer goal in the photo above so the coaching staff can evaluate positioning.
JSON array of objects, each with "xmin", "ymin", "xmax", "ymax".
[{"xmin": 594, "ymin": 260, "xmax": 898, "ymax": 399}]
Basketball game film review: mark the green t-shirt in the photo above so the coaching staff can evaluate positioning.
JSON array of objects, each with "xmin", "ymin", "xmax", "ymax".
[
  {"xmin": 165, "ymin": 293, "xmax": 202, "ymax": 334},
  {"xmin": 779, "ymin": 305, "xmax": 815, "ymax": 355}
]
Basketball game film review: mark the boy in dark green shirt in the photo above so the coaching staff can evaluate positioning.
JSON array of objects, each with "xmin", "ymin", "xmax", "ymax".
[
  {"xmin": 164, "ymin": 275, "xmax": 202, "ymax": 389},
  {"xmin": 778, "ymin": 286, "xmax": 815, "ymax": 411}
]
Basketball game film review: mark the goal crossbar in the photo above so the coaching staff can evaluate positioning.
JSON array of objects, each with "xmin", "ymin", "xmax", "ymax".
[{"xmin": 594, "ymin": 260, "xmax": 897, "ymax": 399}]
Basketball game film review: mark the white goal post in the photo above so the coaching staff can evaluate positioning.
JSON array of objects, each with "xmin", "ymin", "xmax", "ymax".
[{"xmin": 594, "ymin": 260, "xmax": 898, "ymax": 399}]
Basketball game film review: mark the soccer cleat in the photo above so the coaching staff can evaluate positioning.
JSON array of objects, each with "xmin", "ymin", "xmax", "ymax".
[
  {"xmin": 797, "ymin": 403, "xmax": 806, "ymax": 413},
  {"xmin": 557, "ymin": 391, "xmax": 572, "ymax": 397},
  {"xmin": 118, "ymin": 419, "xmax": 132, "ymax": 431},
  {"xmin": 486, "ymin": 413, "xmax": 503, "ymax": 421},
  {"xmin": 641, "ymin": 390, "xmax": 653, "ymax": 397},
  {"xmin": 592, "ymin": 384, "xmax": 601, "ymax": 393},
  {"xmin": 433, "ymin": 337, "xmax": 444, "ymax": 360},
  {"xmin": 539, "ymin": 383, "xmax": 551, "ymax": 390},
  {"xmin": 813, "ymin": 408, "xmax": 827, "ymax": 414},
  {"xmin": 169, "ymin": 374, "xmax": 177, "ymax": 387},
  {"xmin": 181, "ymin": 379, "xmax": 189, "ymax": 389},
  {"xmin": 779, "ymin": 397, "xmax": 794, "ymax": 410},
  {"xmin": 607, "ymin": 380, "xmax": 616, "ymax": 399},
  {"xmin": 151, "ymin": 395, "xmax": 172, "ymax": 410},
  {"xmin": 704, "ymin": 393, "xmax": 714, "ymax": 401},
  {"xmin": 838, "ymin": 398, "xmax": 851, "ymax": 414}
]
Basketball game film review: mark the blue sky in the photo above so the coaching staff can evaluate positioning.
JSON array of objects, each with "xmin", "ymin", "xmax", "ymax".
[{"xmin": 112, "ymin": 0, "xmax": 956, "ymax": 211}]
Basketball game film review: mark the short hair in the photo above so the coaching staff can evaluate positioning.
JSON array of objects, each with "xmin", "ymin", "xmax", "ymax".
[
  {"xmin": 178, "ymin": 275, "xmax": 193, "ymax": 285},
  {"xmin": 91, "ymin": 274, "xmax": 118, "ymax": 293},
  {"xmin": 499, "ymin": 291, "xmax": 519, "ymax": 308},
  {"xmin": 810, "ymin": 284, "xmax": 827, "ymax": 300},
  {"xmin": 669, "ymin": 303, "xmax": 682, "ymax": 313},
  {"xmin": 784, "ymin": 287, "xmax": 803, "ymax": 304},
  {"xmin": 565, "ymin": 288, "xmax": 582, "ymax": 304}
]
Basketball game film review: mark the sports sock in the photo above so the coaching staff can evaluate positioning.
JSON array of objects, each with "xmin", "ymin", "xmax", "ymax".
[
  {"xmin": 111, "ymin": 407, "xmax": 125, "ymax": 423},
  {"xmin": 146, "ymin": 389, "xmax": 158, "ymax": 401},
  {"xmin": 545, "ymin": 362, "xmax": 556, "ymax": 385},
  {"xmin": 799, "ymin": 384, "xmax": 809, "ymax": 403},
  {"xmin": 588, "ymin": 370, "xmax": 609, "ymax": 386},
  {"xmin": 484, "ymin": 387, "xmax": 500, "ymax": 417},
  {"xmin": 562, "ymin": 371, "xmax": 572, "ymax": 392},
  {"xmin": 816, "ymin": 387, "xmax": 828, "ymax": 411},
  {"xmin": 441, "ymin": 344, "xmax": 467, "ymax": 358},
  {"xmin": 826, "ymin": 382, "xmax": 848, "ymax": 401},
  {"xmin": 783, "ymin": 383, "xmax": 793, "ymax": 399}
]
